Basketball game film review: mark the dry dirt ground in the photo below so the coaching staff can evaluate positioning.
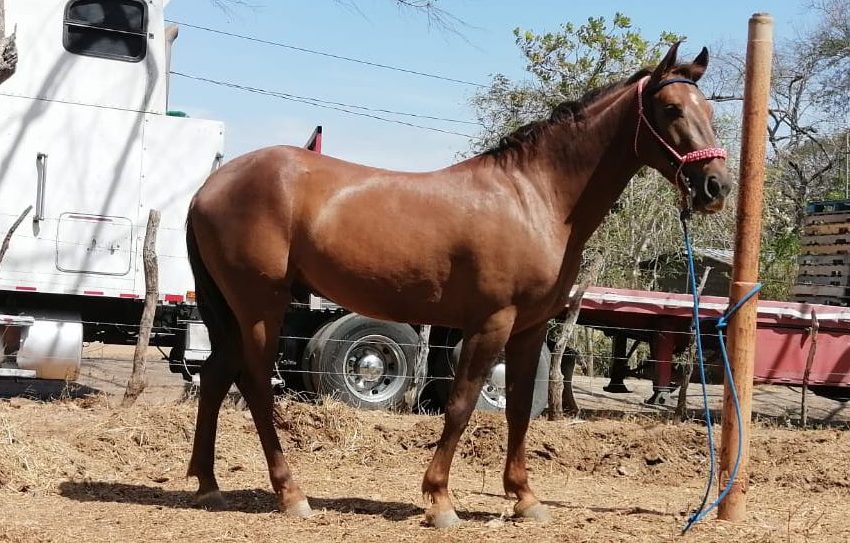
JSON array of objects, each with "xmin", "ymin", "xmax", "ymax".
[{"xmin": 0, "ymin": 346, "xmax": 849, "ymax": 542}]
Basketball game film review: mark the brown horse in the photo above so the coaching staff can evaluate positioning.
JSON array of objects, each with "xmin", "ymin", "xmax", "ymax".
[{"xmin": 184, "ymin": 43, "xmax": 731, "ymax": 527}]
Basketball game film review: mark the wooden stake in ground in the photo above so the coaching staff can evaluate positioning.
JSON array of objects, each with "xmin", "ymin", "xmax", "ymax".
[
  {"xmin": 676, "ymin": 267, "xmax": 712, "ymax": 421},
  {"xmin": 718, "ymin": 13, "xmax": 774, "ymax": 522},
  {"xmin": 123, "ymin": 209, "xmax": 161, "ymax": 407},
  {"xmin": 548, "ymin": 283, "xmax": 588, "ymax": 420},
  {"xmin": 405, "ymin": 324, "xmax": 432, "ymax": 411},
  {"xmin": 800, "ymin": 310, "xmax": 819, "ymax": 427},
  {"xmin": 0, "ymin": 205, "xmax": 32, "ymax": 268}
]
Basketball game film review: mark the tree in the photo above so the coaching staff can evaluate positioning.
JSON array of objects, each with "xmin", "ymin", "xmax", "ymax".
[
  {"xmin": 707, "ymin": 3, "xmax": 850, "ymax": 300},
  {"xmin": 470, "ymin": 14, "xmax": 734, "ymax": 290},
  {"xmin": 471, "ymin": 13, "xmax": 682, "ymax": 153}
]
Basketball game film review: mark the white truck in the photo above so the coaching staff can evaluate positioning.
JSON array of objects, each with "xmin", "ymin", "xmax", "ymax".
[
  {"xmin": 0, "ymin": 0, "xmax": 222, "ymax": 380},
  {"xmin": 0, "ymin": 0, "xmax": 551, "ymax": 416}
]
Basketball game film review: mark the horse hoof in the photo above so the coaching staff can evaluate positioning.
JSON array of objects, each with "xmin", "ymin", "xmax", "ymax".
[
  {"xmin": 284, "ymin": 499, "xmax": 314, "ymax": 518},
  {"xmin": 515, "ymin": 502, "xmax": 551, "ymax": 523},
  {"xmin": 195, "ymin": 490, "xmax": 226, "ymax": 510},
  {"xmin": 426, "ymin": 508, "xmax": 461, "ymax": 529}
]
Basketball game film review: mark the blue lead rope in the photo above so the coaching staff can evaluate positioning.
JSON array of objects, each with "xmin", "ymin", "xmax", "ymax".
[{"xmin": 680, "ymin": 214, "xmax": 762, "ymax": 533}]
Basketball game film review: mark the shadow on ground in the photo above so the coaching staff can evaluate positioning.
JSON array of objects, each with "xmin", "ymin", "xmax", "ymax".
[
  {"xmin": 0, "ymin": 379, "xmax": 100, "ymax": 400},
  {"xmin": 58, "ymin": 481, "xmax": 458, "ymax": 521}
]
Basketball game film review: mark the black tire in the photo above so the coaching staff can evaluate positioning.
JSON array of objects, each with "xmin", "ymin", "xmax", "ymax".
[
  {"xmin": 307, "ymin": 314, "xmax": 418, "ymax": 410},
  {"xmin": 167, "ymin": 342, "xmax": 196, "ymax": 382},
  {"xmin": 431, "ymin": 337, "xmax": 551, "ymax": 419},
  {"xmin": 299, "ymin": 321, "xmax": 336, "ymax": 394}
]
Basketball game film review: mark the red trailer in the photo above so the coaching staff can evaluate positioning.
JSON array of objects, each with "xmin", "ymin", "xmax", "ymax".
[{"xmin": 577, "ymin": 287, "xmax": 850, "ymax": 404}]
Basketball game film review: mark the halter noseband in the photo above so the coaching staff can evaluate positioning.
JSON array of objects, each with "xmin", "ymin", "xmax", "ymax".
[{"xmin": 633, "ymin": 76, "xmax": 727, "ymax": 207}]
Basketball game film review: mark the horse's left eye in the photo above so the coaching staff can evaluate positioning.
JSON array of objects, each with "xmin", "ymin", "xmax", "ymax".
[{"xmin": 663, "ymin": 104, "xmax": 683, "ymax": 119}]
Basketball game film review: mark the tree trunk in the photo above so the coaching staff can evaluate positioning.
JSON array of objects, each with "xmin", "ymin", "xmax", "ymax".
[
  {"xmin": 801, "ymin": 310, "xmax": 819, "ymax": 428},
  {"xmin": 548, "ymin": 283, "xmax": 588, "ymax": 420},
  {"xmin": 675, "ymin": 268, "xmax": 712, "ymax": 421},
  {"xmin": 0, "ymin": 206, "xmax": 32, "ymax": 269}
]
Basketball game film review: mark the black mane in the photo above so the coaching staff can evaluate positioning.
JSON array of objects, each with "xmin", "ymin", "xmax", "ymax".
[{"xmin": 482, "ymin": 69, "xmax": 653, "ymax": 157}]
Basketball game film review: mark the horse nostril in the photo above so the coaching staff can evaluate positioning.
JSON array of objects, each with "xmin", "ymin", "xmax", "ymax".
[{"xmin": 704, "ymin": 175, "xmax": 729, "ymax": 199}]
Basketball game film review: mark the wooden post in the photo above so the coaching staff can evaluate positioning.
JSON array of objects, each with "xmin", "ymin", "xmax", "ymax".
[
  {"xmin": 405, "ymin": 324, "xmax": 432, "ymax": 411},
  {"xmin": 718, "ymin": 13, "xmax": 773, "ymax": 522},
  {"xmin": 585, "ymin": 328, "xmax": 594, "ymax": 393},
  {"xmin": 676, "ymin": 268, "xmax": 712, "ymax": 420},
  {"xmin": 800, "ymin": 310, "xmax": 819, "ymax": 427},
  {"xmin": 122, "ymin": 209, "xmax": 160, "ymax": 407},
  {"xmin": 548, "ymin": 284, "xmax": 587, "ymax": 420},
  {"xmin": 0, "ymin": 205, "xmax": 32, "ymax": 268}
]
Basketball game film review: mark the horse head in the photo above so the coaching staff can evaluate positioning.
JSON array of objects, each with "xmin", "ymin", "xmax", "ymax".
[{"xmin": 635, "ymin": 42, "xmax": 733, "ymax": 214}]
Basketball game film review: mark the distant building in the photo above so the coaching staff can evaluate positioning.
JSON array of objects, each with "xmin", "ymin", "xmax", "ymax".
[{"xmin": 641, "ymin": 248, "xmax": 733, "ymax": 297}]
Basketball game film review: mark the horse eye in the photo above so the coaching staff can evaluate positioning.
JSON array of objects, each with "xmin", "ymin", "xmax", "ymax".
[{"xmin": 663, "ymin": 104, "xmax": 683, "ymax": 118}]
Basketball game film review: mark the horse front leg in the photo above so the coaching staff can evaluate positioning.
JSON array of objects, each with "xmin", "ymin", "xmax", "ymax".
[
  {"xmin": 503, "ymin": 323, "xmax": 551, "ymax": 522},
  {"xmin": 421, "ymin": 309, "xmax": 516, "ymax": 528}
]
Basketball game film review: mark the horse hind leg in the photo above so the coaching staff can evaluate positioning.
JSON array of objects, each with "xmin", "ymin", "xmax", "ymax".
[
  {"xmin": 187, "ymin": 347, "xmax": 238, "ymax": 509},
  {"xmin": 503, "ymin": 324, "xmax": 551, "ymax": 522},
  {"xmin": 421, "ymin": 309, "xmax": 516, "ymax": 528},
  {"xmin": 233, "ymin": 294, "xmax": 311, "ymax": 517}
]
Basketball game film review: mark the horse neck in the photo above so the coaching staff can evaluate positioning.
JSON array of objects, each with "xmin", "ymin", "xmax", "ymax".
[{"xmin": 536, "ymin": 83, "xmax": 642, "ymax": 239}]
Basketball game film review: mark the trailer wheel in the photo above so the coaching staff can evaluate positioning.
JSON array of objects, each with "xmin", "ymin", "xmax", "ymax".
[
  {"xmin": 299, "ymin": 321, "xmax": 337, "ymax": 394},
  {"xmin": 431, "ymin": 337, "xmax": 551, "ymax": 419},
  {"xmin": 307, "ymin": 314, "xmax": 417, "ymax": 410}
]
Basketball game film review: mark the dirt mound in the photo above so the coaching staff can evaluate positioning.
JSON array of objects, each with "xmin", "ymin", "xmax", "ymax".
[
  {"xmin": 2, "ymin": 397, "xmax": 850, "ymax": 542},
  {"xmin": 269, "ymin": 402, "xmax": 713, "ymax": 481},
  {"xmin": 751, "ymin": 430, "xmax": 850, "ymax": 491},
  {"xmin": 273, "ymin": 397, "xmax": 374, "ymax": 454}
]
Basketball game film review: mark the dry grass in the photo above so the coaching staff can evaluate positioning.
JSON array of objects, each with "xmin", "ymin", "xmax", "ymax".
[{"xmin": 0, "ymin": 396, "xmax": 849, "ymax": 542}]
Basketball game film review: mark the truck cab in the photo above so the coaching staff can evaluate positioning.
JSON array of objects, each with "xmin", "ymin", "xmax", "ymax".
[{"xmin": 0, "ymin": 0, "xmax": 223, "ymax": 380}]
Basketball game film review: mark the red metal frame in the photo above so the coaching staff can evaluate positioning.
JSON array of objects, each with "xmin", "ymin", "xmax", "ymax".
[{"xmin": 577, "ymin": 287, "xmax": 850, "ymax": 395}]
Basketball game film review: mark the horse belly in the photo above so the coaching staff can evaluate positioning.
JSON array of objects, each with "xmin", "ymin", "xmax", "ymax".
[
  {"xmin": 296, "ymin": 218, "xmax": 515, "ymax": 326},
  {"xmin": 298, "ymin": 253, "xmax": 467, "ymax": 325}
]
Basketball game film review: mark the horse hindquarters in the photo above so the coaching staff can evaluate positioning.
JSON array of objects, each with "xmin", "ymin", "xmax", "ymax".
[{"xmin": 186, "ymin": 209, "xmax": 312, "ymax": 516}]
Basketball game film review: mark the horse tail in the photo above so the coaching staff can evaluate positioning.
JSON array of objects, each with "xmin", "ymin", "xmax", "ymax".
[{"xmin": 186, "ymin": 213, "xmax": 236, "ymax": 359}]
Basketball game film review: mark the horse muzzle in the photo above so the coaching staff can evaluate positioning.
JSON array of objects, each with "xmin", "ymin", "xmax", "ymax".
[{"xmin": 689, "ymin": 167, "xmax": 733, "ymax": 214}]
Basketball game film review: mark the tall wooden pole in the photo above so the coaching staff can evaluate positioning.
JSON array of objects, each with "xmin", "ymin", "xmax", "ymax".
[{"xmin": 718, "ymin": 13, "xmax": 773, "ymax": 522}]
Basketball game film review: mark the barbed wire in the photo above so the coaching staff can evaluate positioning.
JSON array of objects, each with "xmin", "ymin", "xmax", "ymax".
[{"xmin": 3, "ymin": 331, "xmax": 847, "ymax": 379}]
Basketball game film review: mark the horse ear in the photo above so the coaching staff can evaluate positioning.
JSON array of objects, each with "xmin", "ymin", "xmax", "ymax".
[
  {"xmin": 652, "ymin": 41, "xmax": 681, "ymax": 80},
  {"xmin": 690, "ymin": 47, "xmax": 709, "ymax": 82}
]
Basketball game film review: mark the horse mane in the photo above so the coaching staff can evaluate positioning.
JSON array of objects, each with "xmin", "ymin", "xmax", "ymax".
[{"xmin": 482, "ymin": 68, "xmax": 656, "ymax": 159}]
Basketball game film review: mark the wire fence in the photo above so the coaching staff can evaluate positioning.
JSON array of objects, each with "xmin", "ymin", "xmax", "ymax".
[{"xmin": 1, "ymin": 317, "xmax": 848, "ymax": 414}]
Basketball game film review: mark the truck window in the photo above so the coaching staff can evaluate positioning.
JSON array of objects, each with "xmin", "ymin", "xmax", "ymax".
[{"xmin": 63, "ymin": 0, "xmax": 148, "ymax": 62}]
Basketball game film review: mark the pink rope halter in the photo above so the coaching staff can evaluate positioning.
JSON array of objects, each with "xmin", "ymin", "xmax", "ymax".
[{"xmin": 633, "ymin": 76, "xmax": 727, "ymax": 201}]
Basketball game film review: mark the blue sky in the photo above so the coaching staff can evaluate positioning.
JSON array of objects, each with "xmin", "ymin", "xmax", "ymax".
[{"xmin": 166, "ymin": 0, "xmax": 815, "ymax": 171}]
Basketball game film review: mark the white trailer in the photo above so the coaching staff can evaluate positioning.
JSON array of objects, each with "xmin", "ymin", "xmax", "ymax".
[
  {"xmin": 0, "ymin": 0, "xmax": 223, "ymax": 380},
  {"xmin": 0, "ymin": 0, "xmax": 552, "ymax": 417}
]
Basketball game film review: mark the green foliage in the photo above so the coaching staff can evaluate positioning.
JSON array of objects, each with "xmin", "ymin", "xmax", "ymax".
[
  {"xmin": 759, "ymin": 230, "xmax": 800, "ymax": 301},
  {"xmin": 470, "ymin": 13, "xmax": 683, "ymax": 153}
]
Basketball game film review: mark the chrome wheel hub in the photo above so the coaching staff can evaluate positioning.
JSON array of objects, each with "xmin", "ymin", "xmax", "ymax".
[{"xmin": 343, "ymin": 334, "xmax": 408, "ymax": 403}]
